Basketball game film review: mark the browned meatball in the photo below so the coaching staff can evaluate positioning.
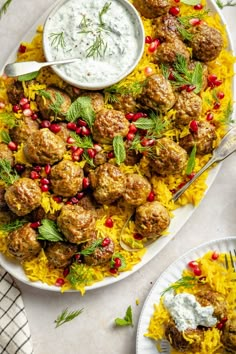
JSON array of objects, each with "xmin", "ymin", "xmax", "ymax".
[
  {"xmin": 36, "ymin": 87, "xmax": 71, "ymax": 121},
  {"xmin": 153, "ymin": 14, "xmax": 181, "ymax": 41},
  {"xmin": 77, "ymin": 194, "xmax": 98, "ymax": 211},
  {"xmin": 112, "ymin": 94, "xmax": 137, "ymax": 114},
  {"xmin": 29, "ymin": 206, "xmax": 59, "ymax": 222},
  {"xmin": 24, "ymin": 128, "xmax": 66, "ymax": 165},
  {"xmin": 123, "ymin": 174, "xmax": 151, "ymax": 206},
  {"xmin": 222, "ymin": 316, "xmax": 236, "ymax": 353},
  {"xmin": 94, "ymin": 152, "xmax": 107, "ymax": 166},
  {"xmin": 50, "ymin": 160, "xmax": 84, "ymax": 197},
  {"xmin": 188, "ymin": 60, "xmax": 208, "ymax": 91},
  {"xmin": 149, "ymin": 137, "xmax": 188, "ymax": 175},
  {"xmin": 89, "ymin": 163, "xmax": 126, "ymax": 204},
  {"xmin": 0, "ymin": 210, "xmax": 16, "ymax": 225},
  {"xmin": 179, "ymin": 121, "xmax": 217, "ymax": 154},
  {"xmin": 80, "ymin": 91, "xmax": 104, "ymax": 113},
  {"xmin": 7, "ymin": 223, "xmax": 41, "ymax": 261},
  {"xmin": 154, "ymin": 39, "xmax": 190, "ymax": 65},
  {"xmin": 195, "ymin": 287, "xmax": 227, "ymax": 320},
  {"xmin": 135, "ymin": 201, "xmax": 170, "ymax": 238},
  {"xmin": 92, "ymin": 109, "xmax": 129, "ymax": 144},
  {"xmin": 174, "ymin": 91, "xmax": 202, "ymax": 126},
  {"xmin": 0, "ymin": 143, "xmax": 14, "ymax": 166},
  {"xmin": 133, "ymin": 0, "xmax": 171, "ymax": 18},
  {"xmin": 81, "ymin": 232, "xmax": 115, "ymax": 266},
  {"xmin": 165, "ymin": 320, "xmax": 203, "ymax": 352},
  {"xmin": 57, "ymin": 204, "xmax": 96, "ymax": 244},
  {"xmin": 0, "ymin": 186, "xmax": 7, "ymax": 210},
  {"xmin": 9, "ymin": 117, "xmax": 39, "ymax": 145},
  {"xmin": 5, "ymin": 177, "xmax": 41, "ymax": 216},
  {"xmin": 188, "ymin": 23, "xmax": 223, "ymax": 62},
  {"xmin": 124, "ymin": 141, "xmax": 142, "ymax": 166},
  {"xmin": 45, "ymin": 241, "xmax": 78, "ymax": 268},
  {"xmin": 56, "ymin": 122, "xmax": 70, "ymax": 142},
  {"xmin": 140, "ymin": 74, "xmax": 176, "ymax": 112},
  {"xmin": 6, "ymin": 80, "xmax": 24, "ymax": 105}
]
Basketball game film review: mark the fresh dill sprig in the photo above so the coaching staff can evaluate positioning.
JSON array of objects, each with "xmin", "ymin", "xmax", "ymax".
[
  {"xmin": 0, "ymin": 158, "xmax": 19, "ymax": 185},
  {"xmin": 49, "ymin": 92, "xmax": 65, "ymax": 117},
  {"xmin": 86, "ymin": 33, "xmax": 107, "ymax": 58},
  {"xmin": 134, "ymin": 111, "xmax": 168, "ymax": 137},
  {"xmin": 0, "ymin": 112, "xmax": 16, "ymax": 128},
  {"xmin": 177, "ymin": 11, "xmax": 209, "ymax": 28},
  {"xmin": 99, "ymin": 1, "xmax": 111, "ymax": 27},
  {"xmin": 0, "ymin": 219, "xmax": 27, "ymax": 232},
  {"xmin": 0, "ymin": 0, "xmax": 12, "ymax": 19},
  {"xmin": 79, "ymin": 239, "xmax": 103, "ymax": 256},
  {"xmin": 161, "ymin": 276, "xmax": 199, "ymax": 295},
  {"xmin": 78, "ymin": 14, "xmax": 93, "ymax": 34},
  {"xmin": 38, "ymin": 89, "xmax": 51, "ymax": 100},
  {"xmin": 49, "ymin": 32, "xmax": 66, "ymax": 50},
  {"xmin": 104, "ymin": 81, "xmax": 144, "ymax": 104},
  {"xmin": 0, "ymin": 130, "xmax": 11, "ymax": 144},
  {"xmin": 54, "ymin": 307, "xmax": 83, "ymax": 328},
  {"xmin": 216, "ymin": 0, "xmax": 236, "ymax": 8},
  {"xmin": 70, "ymin": 133, "xmax": 94, "ymax": 149},
  {"xmin": 82, "ymin": 150, "xmax": 95, "ymax": 167},
  {"xmin": 223, "ymin": 101, "xmax": 234, "ymax": 124},
  {"xmin": 160, "ymin": 64, "xmax": 169, "ymax": 80},
  {"xmin": 128, "ymin": 133, "xmax": 154, "ymax": 155}
]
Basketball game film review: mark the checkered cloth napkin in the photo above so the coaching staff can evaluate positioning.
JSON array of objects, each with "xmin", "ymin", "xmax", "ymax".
[{"xmin": 0, "ymin": 267, "xmax": 34, "ymax": 354}]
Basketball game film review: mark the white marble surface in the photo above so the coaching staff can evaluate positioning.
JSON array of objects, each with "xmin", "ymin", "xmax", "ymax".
[{"xmin": 0, "ymin": 1, "xmax": 236, "ymax": 354}]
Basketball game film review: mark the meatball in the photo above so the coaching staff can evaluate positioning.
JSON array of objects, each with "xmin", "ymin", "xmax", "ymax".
[
  {"xmin": 7, "ymin": 223, "xmax": 41, "ymax": 261},
  {"xmin": 77, "ymin": 194, "xmax": 98, "ymax": 211},
  {"xmin": 123, "ymin": 174, "xmax": 151, "ymax": 206},
  {"xmin": 29, "ymin": 206, "xmax": 59, "ymax": 222},
  {"xmin": 57, "ymin": 204, "xmax": 96, "ymax": 244},
  {"xmin": 5, "ymin": 177, "xmax": 41, "ymax": 216},
  {"xmin": 195, "ymin": 287, "xmax": 227, "ymax": 320},
  {"xmin": 89, "ymin": 163, "xmax": 126, "ymax": 204},
  {"xmin": 0, "ymin": 143, "xmax": 14, "ymax": 166},
  {"xmin": 80, "ymin": 91, "xmax": 104, "ymax": 113},
  {"xmin": 50, "ymin": 160, "xmax": 84, "ymax": 197},
  {"xmin": 174, "ymin": 91, "xmax": 202, "ymax": 126},
  {"xmin": 133, "ymin": 0, "xmax": 171, "ymax": 18},
  {"xmin": 0, "ymin": 210, "xmax": 16, "ymax": 225},
  {"xmin": 222, "ymin": 316, "xmax": 236, "ymax": 353},
  {"xmin": 24, "ymin": 128, "xmax": 66, "ymax": 165},
  {"xmin": 124, "ymin": 141, "xmax": 142, "ymax": 166},
  {"xmin": 135, "ymin": 201, "xmax": 170, "ymax": 238},
  {"xmin": 81, "ymin": 232, "xmax": 115, "ymax": 266},
  {"xmin": 94, "ymin": 152, "xmax": 107, "ymax": 166},
  {"xmin": 188, "ymin": 23, "xmax": 223, "ymax": 62},
  {"xmin": 149, "ymin": 137, "xmax": 188, "ymax": 175},
  {"xmin": 36, "ymin": 87, "xmax": 71, "ymax": 121},
  {"xmin": 45, "ymin": 241, "xmax": 78, "ymax": 268},
  {"xmin": 140, "ymin": 74, "xmax": 176, "ymax": 112},
  {"xmin": 154, "ymin": 39, "xmax": 190, "ymax": 65},
  {"xmin": 179, "ymin": 121, "xmax": 217, "ymax": 154},
  {"xmin": 165, "ymin": 320, "xmax": 203, "ymax": 352},
  {"xmin": 6, "ymin": 80, "xmax": 24, "ymax": 105},
  {"xmin": 153, "ymin": 14, "xmax": 181, "ymax": 41},
  {"xmin": 92, "ymin": 109, "xmax": 129, "ymax": 144},
  {"xmin": 9, "ymin": 116, "xmax": 39, "ymax": 145},
  {"xmin": 112, "ymin": 94, "xmax": 137, "ymax": 114},
  {"xmin": 56, "ymin": 122, "xmax": 71, "ymax": 142}
]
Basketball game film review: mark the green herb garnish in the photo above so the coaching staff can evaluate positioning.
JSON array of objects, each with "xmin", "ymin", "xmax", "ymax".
[
  {"xmin": 49, "ymin": 92, "xmax": 65, "ymax": 117},
  {"xmin": 79, "ymin": 239, "xmax": 103, "ymax": 256},
  {"xmin": 134, "ymin": 111, "xmax": 168, "ymax": 136},
  {"xmin": 104, "ymin": 82, "xmax": 143, "ymax": 104},
  {"xmin": 82, "ymin": 150, "xmax": 95, "ymax": 167},
  {"xmin": 110, "ymin": 252, "xmax": 126, "ymax": 270},
  {"xmin": 0, "ymin": 219, "xmax": 27, "ymax": 232},
  {"xmin": 49, "ymin": 31, "xmax": 66, "ymax": 50},
  {"xmin": 180, "ymin": 0, "xmax": 200, "ymax": 5},
  {"xmin": 18, "ymin": 71, "xmax": 39, "ymax": 81},
  {"xmin": 0, "ymin": 158, "xmax": 19, "ymax": 185},
  {"xmin": 86, "ymin": 33, "xmax": 107, "ymax": 58},
  {"xmin": 70, "ymin": 133, "xmax": 94, "ymax": 149},
  {"xmin": 114, "ymin": 306, "xmax": 133, "ymax": 327},
  {"xmin": 177, "ymin": 26, "xmax": 193, "ymax": 41},
  {"xmin": 186, "ymin": 145, "xmax": 196, "ymax": 175},
  {"xmin": 0, "ymin": 112, "xmax": 16, "ymax": 128},
  {"xmin": 66, "ymin": 96, "xmax": 95, "ymax": 127},
  {"xmin": 161, "ymin": 276, "xmax": 199, "ymax": 295},
  {"xmin": 0, "ymin": 130, "xmax": 11, "ymax": 144},
  {"xmin": 67, "ymin": 263, "xmax": 93, "ymax": 287},
  {"xmin": 177, "ymin": 11, "xmax": 209, "ymax": 28},
  {"xmin": 38, "ymin": 219, "xmax": 64, "ymax": 242},
  {"xmin": 0, "ymin": 0, "xmax": 12, "ymax": 19},
  {"xmin": 54, "ymin": 307, "xmax": 83, "ymax": 328},
  {"xmin": 113, "ymin": 135, "xmax": 126, "ymax": 165},
  {"xmin": 99, "ymin": 1, "xmax": 111, "ymax": 27},
  {"xmin": 216, "ymin": 0, "xmax": 236, "ymax": 8},
  {"xmin": 38, "ymin": 89, "xmax": 52, "ymax": 100}
]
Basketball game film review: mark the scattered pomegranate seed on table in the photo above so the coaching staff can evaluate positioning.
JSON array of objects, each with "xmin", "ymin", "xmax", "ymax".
[
  {"xmin": 193, "ymin": 267, "xmax": 202, "ymax": 276},
  {"xmin": 14, "ymin": 164, "xmax": 25, "ymax": 173},
  {"xmin": 53, "ymin": 196, "xmax": 63, "ymax": 203},
  {"xmin": 109, "ymin": 268, "xmax": 118, "ymax": 274},
  {"xmin": 213, "ymin": 102, "xmax": 221, "ymax": 110},
  {"xmin": 70, "ymin": 197, "xmax": 79, "ymax": 204},
  {"xmin": 33, "ymin": 165, "xmax": 42, "ymax": 172},
  {"xmin": 40, "ymin": 178, "xmax": 50, "ymax": 185},
  {"xmin": 81, "ymin": 126, "xmax": 91, "ymax": 136},
  {"xmin": 76, "ymin": 192, "xmax": 84, "ymax": 200},
  {"xmin": 31, "ymin": 112, "xmax": 38, "ymax": 120},
  {"xmin": 129, "ymin": 124, "xmax": 137, "ymax": 134},
  {"xmin": 126, "ymin": 132, "xmax": 135, "ymax": 141},
  {"xmin": 63, "ymin": 268, "xmax": 69, "ymax": 277},
  {"xmin": 67, "ymin": 137, "xmax": 75, "ymax": 144},
  {"xmin": 189, "ymin": 18, "xmax": 201, "ymax": 26},
  {"xmin": 107, "ymin": 151, "xmax": 114, "ymax": 159},
  {"xmin": 77, "ymin": 119, "xmax": 87, "ymax": 127},
  {"xmin": 87, "ymin": 148, "xmax": 96, "ymax": 158}
]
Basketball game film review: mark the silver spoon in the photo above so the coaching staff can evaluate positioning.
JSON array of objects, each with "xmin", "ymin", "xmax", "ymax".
[
  {"xmin": 4, "ymin": 58, "xmax": 79, "ymax": 77},
  {"xmin": 172, "ymin": 126, "xmax": 236, "ymax": 202}
]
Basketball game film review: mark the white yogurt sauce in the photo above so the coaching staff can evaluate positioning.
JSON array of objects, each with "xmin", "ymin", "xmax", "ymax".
[
  {"xmin": 44, "ymin": 0, "xmax": 142, "ymax": 85},
  {"xmin": 164, "ymin": 292, "xmax": 217, "ymax": 331}
]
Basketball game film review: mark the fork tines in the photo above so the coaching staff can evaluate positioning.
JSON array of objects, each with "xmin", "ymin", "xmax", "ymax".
[{"xmin": 225, "ymin": 249, "xmax": 236, "ymax": 271}]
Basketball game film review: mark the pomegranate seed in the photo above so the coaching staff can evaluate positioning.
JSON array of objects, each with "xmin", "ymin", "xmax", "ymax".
[
  {"xmin": 129, "ymin": 124, "xmax": 138, "ymax": 134},
  {"xmin": 44, "ymin": 164, "xmax": 51, "ymax": 175},
  {"xmin": 8, "ymin": 141, "xmax": 18, "ymax": 151},
  {"xmin": 67, "ymin": 137, "xmax": 76, "ymax": 144},
  {"xmin": 63, "ymin": 268, "xmax": 69, "ymax": 277},
  {"xmin": 13, "ymin": 104, "xmax": 20, "ymax": 113},
  {"xmin": 75, "ymin": 127, "xmax": 82, "ymax": 135},
  {"xmin": 147, "ymin": 191, "xmax": 155, "ymax": 202},
  {"xmin": 133, "ymin": 112, "xmax": 145, "ymax": 121},
  {"xmin": 144, "ymin": 66, "xmax": 153, "ymax": 76},
  {"xmin": 30, "ymin": 171, "xmax": 39, "ymax": 179},
  {"xmin": 206, "ymin": 112, "xmax": 214, "ymax": 121},
  {"xmin": 105, "ymin": 217, "xmax": 113, "ymax": 228},
  {"xmin": 14, "ymin": 164, "xmax": 25, "ymax": 173},
  {"xmin": 211, "ymin": 251, "xmax": 219, "ymax": 260},
  {"xmin": 31, "ymin": 113, "xmax": 38, "ymax": 120},
  {"xmin": 168, "ymin": 71, "xmax": 175, "ymax": 80},
  {"xmin": 55, "ymin": 278, "xmax": 65, "ymax": 287},
  {"xmin": 114, "ymin": 257, "xmax": 122, "ymax": 269},
  {"xmin": 30, "ymin": 221, "xmax": 41, "ymax": 229},
  {"xmin": 41, "ymin": 184, "xmax": 49, "ymax": 192},
  {"xmin": 76, "ymin": 192, "xmax": 84, "ymax": 200},
  {"xmin": 186, "ymin": 85, "xmax": 196, "ymax": 92},
  {"xmin": 148, "ymin": 39, "xmax": 160, "ymax": 53},
  {"xmin": 178, "ymin": 182, "xmax": 186, "ymax": 189},
  {"xmin": 66, "ymin": 202, "xmax": 73, "ymax": 207},
  {"xmin": 19, "ymin": 44, "xmax": 26, "ymax": 53},
  {"xmin": 194, "ymin": 3, "xmax": 203, "ymax": 9},
  {"xmin": 82, "ymin": 177, "xmax": 90, "ymax": 189},
  {"xmin": 189, "ymin": 120, "xmax": 198, "ymax": 132},
  {"xmin": 180, "ymin": 84, "xmax": 187, "ymax": 91},
  {"xmin": 217, "ymin": 91, "xmax": 225, "ymax": 99},
  {"xmin": 217, "ymin": 322, "xmax": 224, "ymax": 330},
  {"xmin": 50, "ymin": 123, "xmax": 61, "ymax": 133},
  {"xmin": 40, "ymin": 120, "xmax": 51, "ymax": 128},
  {"xmin": 188, "ymin": 260, "xmax": 199, "ymax": 269},
  {"xmin": 70, "ymin": 145, "xmax": 78, "ymax": 153},
  {"xmin": 19, "ymin": 97, "xmax": 28, "ymax": 106},
  {"xmin": 53, "ymin": 196, "xmax": 63, "ymax": 203},
  {"xmin": 189, "ymin": 18, "xmax": 201, "ymax": 26},
  {"xmin": 174, "ymin": 0, "xmax": 180, "ymax": 3},
  {"xmin": 127, "ymin": 132, "xmax": 135, "ymax": 141},
  {"xmin": 73, "ymin": 147, "xmax": 84, "ymax": 158},
  {"xmin": 133, "ymin": 233, "xmax": 143, "ymax": 240},
  {"xmin": 77, "ymin": 119, "xmax": 87, "ymax": 127},
  {"xmin": 67, "ymin": 122, "xmax": 77, "ymax": 131},
  {"xmin": 102, "ymin": 237, "xmax": 111, "ymax": 247},
  {"xmin": 93, "ymin": 144, "xmax": 102, "ymax": 152},
  {"xmin": 0, "ymin": 102, "xmax": 5, "ymax": 109},
  {"xmin": 81, "ymin": 126, "xmax": 91, "ymax": 136},
  {"xmin": 33, "ymin": 165, "xmax": 42, "ymax": 172},
  {"xmin": 214, "ymin": 79, "xmax": 222, "ymax": 87},
  {"xmin": 208, "ymin": 74, "xmax": 217, "ymax": 83},
  {"xmin": 23, "ymin": 108, "xmax": 33, "ymax": 117},
  {"xmin": 125, "ymin": 113, "xmax": 135, "ymax": 121},
  {"xmin": 187, "ymin": 172, "xmax": 195, "ymax": 180},
  {"xmin": 22, "ymin": 102, "xmax": 30, "ymax": 110},
  {"xmin": 107, "ymin": 151, "xmax": 114, "ymax": 159},
  {"xmin": 70, "ymin": 197, "xmax": 79, "ymax": 204},
  {"xmin": 72, "ymin": 152, "xmax": 81, "ymax": 161},
  {"xmin": 109, "ymin": 268, "xmax": 118, "ymax": 274},
  {"xmin": 74, "ymin": 254, "xmax": 81, "ymax": 261},
  {"xmin": 40, "ymin": 178, "xmax": 50, "ymax": 185},
  {"xmin": 221, "ymin": 317, "xmax": 228, "ymax": 323},
  {"xmin": 193, "ymin": 267, "xmax": 202, "ymax": 276},
  {"xmin": 213, "ymin": 102, "xmax": 221, "ymax": 110},
  {"xmin": 87, "ymin": 148, "xmax": 96, "ymax": 158},
  {"xmin": 141, "ymin": 138, "xmax": 155, "ymax": 147},
  {"xmin": 169, "ymin": 6, "xmax": 180, "ymax": 16},
  {"xmin": 145, "ymin": 36, "xmax": 152, "ymax": 44}
]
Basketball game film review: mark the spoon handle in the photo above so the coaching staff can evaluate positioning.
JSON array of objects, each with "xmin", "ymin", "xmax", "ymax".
[{"xmin": 4, "ymin": 58, "xmax": 78, "ymax": 77}]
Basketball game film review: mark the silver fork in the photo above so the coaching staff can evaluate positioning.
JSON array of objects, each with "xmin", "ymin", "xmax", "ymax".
[
  {"xmin": 160, "ymin": 339, "xmax": 171, "ymax": 353},
  {"xmin": 224, "ymin": 249, "xmax": 236, "ymax": 271}
]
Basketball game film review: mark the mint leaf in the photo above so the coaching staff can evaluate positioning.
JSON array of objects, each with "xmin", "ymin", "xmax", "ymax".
[
  {"xmin": 38, "ymin": 219, "xmax": 64, "ymax": 242},
  {"xmin": 66, "ymin": 96, "xmax": 95, "ymax": 127},
  {"xmin": 18, "ymin": 71, "xmax": 39, "ymax": 81},
  {"xmin": 186, "ymin": 144, "xmax": 197, "ymax": 175},
  {"xmin": 115, "ymin": 306, "xmax": 133, "ymax": 327},
  {"xmin": 113, "ymin": 135, "xmax": 126, "ymax": 165}
]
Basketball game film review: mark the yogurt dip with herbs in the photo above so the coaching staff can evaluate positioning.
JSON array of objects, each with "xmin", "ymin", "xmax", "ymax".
[{"xmin": 43, "ymin": 0, "xmax": 144, "ymax": 88}]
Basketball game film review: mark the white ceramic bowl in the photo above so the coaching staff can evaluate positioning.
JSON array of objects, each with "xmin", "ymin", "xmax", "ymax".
[{"xmin": 43, "ymin": 0, "xmax": 145, "ymax": 90}]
